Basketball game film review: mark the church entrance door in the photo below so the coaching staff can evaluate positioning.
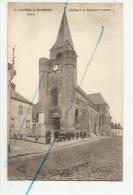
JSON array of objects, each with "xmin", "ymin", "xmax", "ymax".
[{"xmin": 53, "ymin": 117, "xmax": 60, "ymax": 130}]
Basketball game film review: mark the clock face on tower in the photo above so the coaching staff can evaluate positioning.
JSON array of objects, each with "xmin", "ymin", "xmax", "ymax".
[{"xmin": 53, "ymin": 65, "xmax": 59, "ymax": 71}]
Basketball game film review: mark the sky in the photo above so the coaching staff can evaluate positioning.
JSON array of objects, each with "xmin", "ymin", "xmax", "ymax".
[{"xmin": 8, "ymin": 3, "xmax": 123, "ymax": 125}]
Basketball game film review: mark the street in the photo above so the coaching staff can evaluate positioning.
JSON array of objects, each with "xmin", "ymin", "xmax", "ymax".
[{"xmin": 8, "ymin": 136, "xmax": 122, "ymax": 181}]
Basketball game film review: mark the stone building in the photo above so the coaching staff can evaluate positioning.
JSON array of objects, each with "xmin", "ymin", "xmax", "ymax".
[
  {"xmin": 88, "ymin": 93, "xmax": 111, "ymax": 136},
  {"xmin": 33, "ymin": 9, "xmax": 111, "ymax": 139},
  {"xmin": 110, "ymin": 123, "xmax": 123, "ymax": 136},
  {"xmin": 111, "ymin": 128, "xmax": 123, "ymax": 136},
  {"xmin": 10, "ymin": 83, "xmax": 33, "ymax": 138}
]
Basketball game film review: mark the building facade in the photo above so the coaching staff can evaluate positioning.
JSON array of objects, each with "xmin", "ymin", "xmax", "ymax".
[
  {"xmin": 88, "ymin": 93, "xmax": 111, "ymax": 136},
  {"xmin": 111, "ymin": 128, "xmax": 123, "ymax": 136},
  {"xmin": 33, "ymin": 10, "xmax": 111, "ymax": 140},
  {"xmin": 110, "ymin": 123, "xmax": 123, "ymax": 136},
  {"xmin": 11, "ymin": 83, "xmax": 33, "ymax": 138}
]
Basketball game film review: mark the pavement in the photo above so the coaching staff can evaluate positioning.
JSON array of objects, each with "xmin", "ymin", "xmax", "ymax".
[
  {"xmin": 9, "ymin": 135, "xmax": 108, "ymax": 159},
  {"xmin": 8, "ymin": 136, "xmax": 123, "ymax": 181}
]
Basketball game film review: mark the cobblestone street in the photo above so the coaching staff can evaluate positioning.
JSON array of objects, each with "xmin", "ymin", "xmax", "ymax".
[{"xmin": 8, "ymin": 137, "xmax": 123, "ymax": 181}]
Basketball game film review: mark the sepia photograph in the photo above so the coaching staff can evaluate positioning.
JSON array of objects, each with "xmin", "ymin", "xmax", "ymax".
[{"xmin": 8, "ymin": 2, "xmax": 123, "ymax": 182}]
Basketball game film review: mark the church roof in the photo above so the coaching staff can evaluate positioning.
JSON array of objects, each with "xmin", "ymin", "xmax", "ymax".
[
  {"xmin": 51, "ymin": 9, "xmax": 75, "ymax": 50},
  {"xmin": 88, "ymin": 93, "xmax": 109, "ymax": 107},
  {"xmin": 11, "ymin": 90, "xmax": 33, "ymax": 105},
  {"xmin": 75, "ymin": 86, "xmax": 94, "ymax": 107}
]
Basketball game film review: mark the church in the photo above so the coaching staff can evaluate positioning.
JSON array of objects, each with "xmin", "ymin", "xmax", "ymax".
[{"xmin": 33, "ymin": 9, "xmax": 111, "ymax": 141}]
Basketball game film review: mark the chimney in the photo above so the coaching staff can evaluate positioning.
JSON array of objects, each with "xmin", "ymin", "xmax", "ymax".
[{"xmin": 11, "ymin": 83, "xmax": 16, "ymax": 97}]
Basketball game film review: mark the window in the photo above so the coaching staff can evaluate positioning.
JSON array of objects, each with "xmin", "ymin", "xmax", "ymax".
[
  {"xmin": 75, "ymin": 109, "xmax": 78, "ymax": 117},
  {"xmin": 51, "ymin": 88, "xmax": 58, "ymax": 106},
  {"xmin": 91, "ymin": 110, "xmax": 92, "ymax": 122},
  {"xmin": 11, "ymin": 118, "xmax": 15, "ymax": 128},
  {"xmin": 26, "ymin": 120, "xmax": 30, "ymax": 128},
  {"xmin": 35, "ymin": 112, "xmax": 39, "ymax": 122},
  {"xmin": 19, "ymin": 105, "xmax": 23, "ymax": 115},
  {"xmin": 56, "ymin": 52, "xmax": 62, "ymax": 59},
  {"xmin": 75, "ymin": 109, "xmax": 78, "ymax": 121}
]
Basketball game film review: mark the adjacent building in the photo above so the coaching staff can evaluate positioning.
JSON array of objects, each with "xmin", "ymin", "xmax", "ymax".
[
  {"xmin": 88, "ymin": 93, "xmax": 111, "ymax": 136},
  {"xmin": 111, "ymin": 123, "xmax": 123, "ymax": 136},
  {"xmin": 10, "ymin": 83, "xmax": 33, "ymax": 138}
]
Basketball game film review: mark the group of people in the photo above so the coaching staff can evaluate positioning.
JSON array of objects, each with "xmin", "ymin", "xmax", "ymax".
[{"xmin": 46, "ymin": 130, "xmax": 87, "ymax": 144}]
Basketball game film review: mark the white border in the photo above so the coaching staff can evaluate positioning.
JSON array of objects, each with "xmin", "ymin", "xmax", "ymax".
[{"xmin": 1, "ymin": 0, "xmax": 133, "ymax": 195}]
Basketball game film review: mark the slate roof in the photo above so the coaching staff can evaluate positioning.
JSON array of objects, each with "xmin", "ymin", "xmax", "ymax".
[
  {"xmin": 51, "ymin": 9, "xmax": 74, "ymax": 50},
  {"xmin": 11, "ymin": 91, "xmax": 33, "ymax": 105},
  {"xmin": 88, "ymin": 93, "xmax": 109, "ymax": 107},
  {"xmin": 75, "ymin": 86, "xmax": 94, "ymax": 107}
]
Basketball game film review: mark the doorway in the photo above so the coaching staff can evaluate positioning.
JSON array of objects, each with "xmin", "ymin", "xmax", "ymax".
[{"xmin": 53, "ymin": 117, "xmax": 60, "ymax": 130}]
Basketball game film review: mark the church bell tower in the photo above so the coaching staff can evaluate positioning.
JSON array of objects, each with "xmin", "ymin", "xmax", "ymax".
[{"xmin": 39, "ymin": 9, "xmax": 78, "ymax": 134}]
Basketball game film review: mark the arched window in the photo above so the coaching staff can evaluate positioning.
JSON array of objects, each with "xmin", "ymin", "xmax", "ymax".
[
  {"xmin": 75, "ymin": 109, "xmax": 78, "ymax": 117},
  {"xmin": 75, "ymin": 109, "xmax": 78, "ymax": 122},
  {"xmin": 56, "ymin": 52, "xmax": 62, "ymax": 59},
  {"xmin": 51, "ymin": 88, "xmax": 58, "ymax": 106},
  {"xmin": 91, "ymin": 110, "xmax": 92, "ymax": 122}
]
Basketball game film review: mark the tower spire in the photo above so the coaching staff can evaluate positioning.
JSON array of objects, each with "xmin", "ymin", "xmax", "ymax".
[{"xmin": 51, "ymin": 9, "xmax": 74, "ymax": 50}]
